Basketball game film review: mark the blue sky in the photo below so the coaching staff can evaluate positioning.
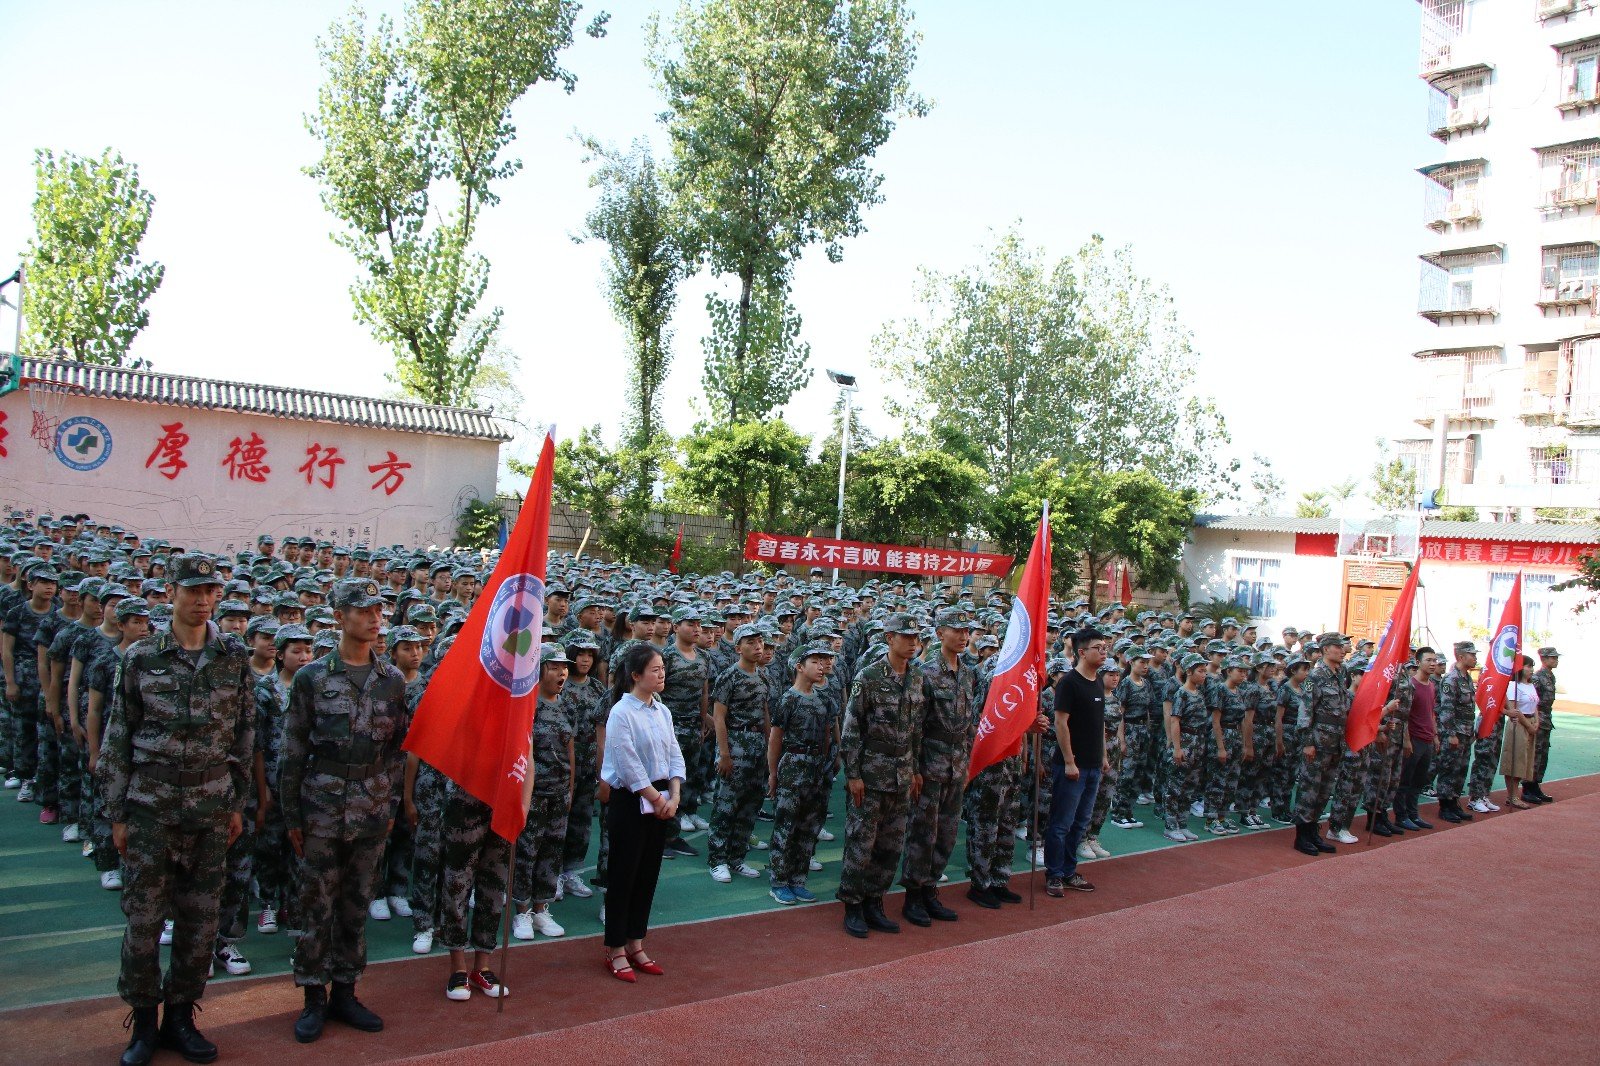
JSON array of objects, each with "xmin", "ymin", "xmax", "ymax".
[{"xmin": 0, "ymin": 1, "xmax": 1427, "ymax": 503}]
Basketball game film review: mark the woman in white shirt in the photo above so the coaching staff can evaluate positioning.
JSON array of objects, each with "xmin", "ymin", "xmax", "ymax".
[
  {"xmin": 1501, "ymin": 656, "xmax": 1540, "ymax": 810},
  {"xmin": 598, "ymin": 643, "xmax": 684, "ymax": 981}
]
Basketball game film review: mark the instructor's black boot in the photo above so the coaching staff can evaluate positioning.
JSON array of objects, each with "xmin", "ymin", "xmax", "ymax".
[
  {"xmin": 1310, "ymin": 824, "xmax": 1337, "ymax": 853},
  {"xmin": 843, "ymin": 903, "xmax": 869, "ymax": 939},
  {"xmin": 1373, "ymin": 811, "xmax": 1395, "ymax": 837},
  {"xmin": 900, "ymin": 889, "xmax": 932, "ymax": 927},
  {"xmin": 1292, "ymin": 821, "xmax": 1320, "ymax": 856},
  {"xmin": 158, "ymin": 1002, "xmax": 217, "ymax": 1064},
  {"xmin": 120, "ymin": 1006, "xmax": 160, "ymax": 1066},
  {"xmin": 966, "ymin": 884, "xmax": 1003, "ymax": 909},
  {"xmin": 328, "ymin": 981, "xmax": 383, "ymax": 1032},
  {"xmin": 1410, "ymin": 795, "xmax": 1433, "ymax": 829},
  {"xmin": 923, "ymin": 886, "xmax": 959, "ymax": 922},
  {"xmin": 294, "ymin": 984, "xmax": 327, "ymax": 1044},
  {"xmin": 862, "ymin": 897, "xmax": 900, "ymax": 934},
  {"xmin": 989, "ymin": 880, "xmax": 1022, "ymax": 904},
  {"xmin": 1438, "ymin": 799, "xmax": 1463, "ymax": 823}
]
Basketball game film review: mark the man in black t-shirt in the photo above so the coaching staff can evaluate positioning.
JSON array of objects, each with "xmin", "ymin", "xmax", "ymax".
[{"xmin": 1043, "ymin": 628, "xmax": 1108, "ymax": 897}]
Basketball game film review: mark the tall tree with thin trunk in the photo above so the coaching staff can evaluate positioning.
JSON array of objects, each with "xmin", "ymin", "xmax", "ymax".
[{"xmin": 648, "ymin": 0, "xmax": 927, "ymax": 423}]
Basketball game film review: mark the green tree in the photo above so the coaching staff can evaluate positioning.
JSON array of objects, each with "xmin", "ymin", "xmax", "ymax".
[
  {"xmin": 534, "ymin": 424, "xmax": 672, "ymax": 563},
  {"xmin": 1060, "ymin": 466, "xmax": 1199, "ymax": 611},
  {"xmin": 582, "ymin": 138, "xmax": 684, "ymax": 486},
  {"xmin": 1436, "ymin": 505, "xmax": 1479, "ymax": 521},
  {"xmin": 1248, "ymin": 453, "xmax": 1285, "ymax": 514},
  {"xmin": 650, "ymin": 0, "xmax": 927, "ymax": 423},
  {"xmin": 1369, "ymin": 440, "xmax": 1418, "ymax": 511},
  {"xmin": 843, "ymin": 439, "xmax": 984, "ymax": 546},
  {"xmin": 1295, "ymin": 491, "xmax": 1331, "ymax": 518},
  {"xmin": 20, "ymin": 148, "xmax": 164, "ymax": 365},
  {"xmin": 455, "ymin": 497, "xmax": 503, "ymax": 549},
  {"xmin": 673, "ymin": 419, "xmax": 813, "ymax": 558},
  {"xmin": 986, "ymin": 459, "xmax": 1079, "ymax": 595},
  {"xmin": 306, "ymin": 0, "xmax": 601, "ymax": 406},
  {"xmin": 1553, "ymin": 549, "xmax": 1600, "ymax": 613}
]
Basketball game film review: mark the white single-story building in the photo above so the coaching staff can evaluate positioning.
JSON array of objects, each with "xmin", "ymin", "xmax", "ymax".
[
  {"xmin": 0, "ymin": 356, "xmax": 509, "ymax": 552},
  {"xmin": 1184, "ymin": 515, "xmax": 1599, "ymax": 702}
]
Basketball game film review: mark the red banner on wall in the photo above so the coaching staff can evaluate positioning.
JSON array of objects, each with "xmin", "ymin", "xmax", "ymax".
[{"xmin": 744, "ymin": 531, "xmax": 1013, "ymax": 577}]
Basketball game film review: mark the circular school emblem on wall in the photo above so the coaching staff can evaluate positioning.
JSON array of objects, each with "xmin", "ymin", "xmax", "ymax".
[
  {"xmin": 480, "ymin": 574, "xmax": 545, "ymax": 697},
  {"xmin": 54, "ymin": 416, "xmax": 113, "ymax": 472}
]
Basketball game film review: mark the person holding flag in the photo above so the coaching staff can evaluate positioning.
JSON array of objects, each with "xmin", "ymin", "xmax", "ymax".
[
  {"xmin": 1434, "ymin": 641, "xmax": 1480, "ymax": 824},
  {"xmin": 1468, "ymin": 572, "xmax": 1521, "ymax": 815}
]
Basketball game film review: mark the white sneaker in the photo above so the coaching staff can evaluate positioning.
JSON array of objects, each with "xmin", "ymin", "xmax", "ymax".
[
  {"xmin": 511, "ymin": 911, "xmax": 535, "ymax": 941},
  {"xmin": 1031, "ymin": 846, "xmax": 1046, "ymax": 866},
  {"xmin": 82, "ymin": 840, "xmax": 95, "ymax": 858},
  {"xmin": 597, "ymin": 901, "xmax": 605, "ymax": 924},
  {"xmin": 679, "ymin": 814, "xmax": 696, "ymax": 833},
  {"xmin": 1189, "ymin": 801, "xmax": 1205, "ymax": 818},
  {"xmin": 1110, "ymin": 816, "xmax": 1143, "ymax": 829},
  {"xmin": 709, "ymin": 863, "xmax": 732, "ymax": 883},
  {"xmin": 1014, "ymin": 826, "xmax": 1028, "ymax": 839},
  {"xmin": 61, "ymin": 824, "xmax": 80, "ymax": 843},
  {"xmin": 690, "ymin": 814, "xmax": 710, "ymax": 831},
  {"xmin": 1088, "ymin": 838, "xmax": 1110, "ymax": 858},
  {"xmin": 1331, "ymin": 828, "xmax": 1359, "ymax": 844},
  {"xmin": 412, "ymin": 929, "xmax": 434, "ymax": 954},
  {"xmin": 258, "ymin": 907, "xmax": 278, "ymax": 934},
  {"xmin": 751, "ymin": 837, "xmax": 769, "ymax": 851},
  {"xmin": 1483, "ymin": 798, "xmax": 1501, "ymax": 812},
  {"xmin": 214, "ymin": 943, "xmax": 251, "ymax": 976},
  {"xmin": 160, "ymin": 919, "xmax": 174, "ymax": 945},
  {"xmin": 1136, "ymin": 792, "xmax": 1153, "ymax": 805},
  {"xmin": 388, "ymin": 896, "xmax": 413, "ymax": 918},
  {"xmin": 1162, "ymin": 827, "xmax": 1188, "ymax": 842},
  {"xmin": 2, "ymin": 775, "xmax": 19, "ymax": 789},
  {"xmin": 100, "ymin": 869, "xmax": 123, "ymax": 890},
  {"xmin": 368, "ymin": 897, "xmax": 391, "ymax": 921},
  {"xmin": 1258, "ymin": 798, "xmax": 1272, "ymax": 809},
  {"xmin": 1181, "ymin": 829, "xmax": 1199, "ymax": 841},
  {"xmin": 1076, "ymin": 842, "xmax": 1096, "ymax": 861},
  {"xmin": 18, "ymin": 782, "xmax": 35, "ymax": 802},
  {"xmin": 808, "ymin": 858, "xmax": 823, "ymax": 872},
  {"xmin": 817, "ymin": 827, "xmax": 834, "ymax": 842},
  {"xmin": 732, "ymin": 862, "xmax": 762, "ymax": 879},
  {"xmin": 938, "ymin": 872, "xmax": 949, "ymax": 883},
  {"xmin": 561, "ymin": 872, "xmax": 593, "ymax": 898},
  {"xmin": 531, "ymin": 910, "xmax": 564, "ymax": 937}
]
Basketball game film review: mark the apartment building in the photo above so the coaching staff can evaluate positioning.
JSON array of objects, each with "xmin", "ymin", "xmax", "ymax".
[{"xmin": 1403, "ymin": 0, "xmax": 1600, "ymax": 518}]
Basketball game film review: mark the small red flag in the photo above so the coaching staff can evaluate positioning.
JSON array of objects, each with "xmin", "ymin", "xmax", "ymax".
[
  {"xmin": 1119, "ymin": 564, "xmax": 1133, "ymax": 605},
  {"xmin": 403, "ymin": 426, "xmax": 556, "ymax": 843},
  {"xmin": 968, "ymin": 501, "xmax": 1051, "ymax": 781},
  {"xmin": 668, "ymin": 523, "xmax": 684, "ymax": 574},
  {"xmin": 1346, "ymin": 563, "xmax": 1421, "ymax": 751},
  {"xmin": 1476, "ymin": 572, "xmax": 1522, "ymax": 739}
]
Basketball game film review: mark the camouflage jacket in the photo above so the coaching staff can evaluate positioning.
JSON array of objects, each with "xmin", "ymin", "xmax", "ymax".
[
  {"xmin": 772, "ymin": 686, "xmax": 834, "ymax": 756},
  {"xmin": 1437, "ymin": 667, "xmax": 1476, "ymax": 738},
  {"xmin": 559, "ymin": 675, "xmax": 607, "ymax": 752},
  {"xmin": 711, "ymin": 662, "xmax": 769, "ymax": 732},
  {"xmin": 1115, "ymin": 676, "xmax": 1162, "ymax": 721},
  {"xmin": 5, "ymin": 601, "xmax": 52, "ymax": 683},
  {"xmin": 1218, "ymin": 684, "xmax": 1249, "ymax": 729},
  {"xmin": 1303, "ymin": 662, "xmax": 1352, "ymax": 734},
  {"xmin": 917, "ymin": 650, "xmax": 976, "ymax": 782},
  {"xmin": 530, "ymin": 693, "xmax": 574, "ymax": 797},
  {"xmin": 1385, "ymin": 670, "xmax": 1414, "ymax": 741},
  {"xmin": 1171, "ymin": 685, "xmax": 1210, "ymax": 734},
  {"xmin": 1280, "ymin": 680, "xmax": 1307, "ymax": 731},
  {"xmin": 1532, "ymin": 668, "xmax": 1557, "ymax": 718},
  {"xmin": 99, "ymin": 621, "xmax": 255, "ymax": 826},
  {"xmin": 254, "ymin": 672, "xmax": 292, "ymax": 792},
  {"xmin": 280, "ymin": 647, "xmax": 410, "ymax": 840},
  {"xmin": 840, "ymin": 658, "xmax": 925, "ymax": 793}
]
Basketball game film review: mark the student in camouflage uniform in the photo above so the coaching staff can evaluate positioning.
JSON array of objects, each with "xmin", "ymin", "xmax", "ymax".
[
  {"xmin": 58, "ymin": 580, "xmax": 113, "ymax": 843},
  {"xmin": 1109, "ymin": 650, "xmax": 1161, "ymax": 828},
  {"xmin": 1467, "ymin": 670, "xmax": 1507, "ymax": 813},
  {"xmin": 281, "ymin": 579, "xmax": 409, "ymax": 1043},
  {"xmin": 1203, "ymin": 657, "xmax": 1251, "ymax": 836},
  {"xmin": 1292, "ymin": 634, "xmax": 1353, "ymax": 855},
  {"xmin": 837, "ymin": 613, "xmax": 925, "ymax": 939},
  {"xmin": 100, "ymin": 554, "xmax": 252, "ymax": 1066},
  {"xmin": 557, "ymin": 632, "xmax": 605, "ymax": 900},
  {"xmin": 706, "ymin": 624, "xmax": 771, "ymax": 880},
  {"xmin": 1325, "ymin": 658, "xmax": 1378, "ymax": 844},
  {"xmin": 1365, "ymin": 656, "xmax": 1414, "ymax": 836},
  {"xmin": 41, "ymin": 578, "xmax": 89, "ymax": 831},
  {"xmin": 254, "ymin": 624, "xmax": 313, "ymax": 940},
  {"xmin": 32, "ymin": 571, "xmax": 83, "ymax": 823},
  {"xmin": 766, "ymin": 642, "xmax": 838, "ymax": 905},
  {"xmin": 435, "ymin": 742, "xmax": 514, "ymax": 1001},
  {"xmin": 1433, "ymin": 641, "xmax": 1479, "ymax": 823},
  {"xmin": 402, "ymin": 654, "xmax": 449, "ymax": 955},
  {"xmin": 661, "ymin": 607, "xmax": 710, "ymax": 853},
  {"xmin": 1235, "ymin": 658, "xmax": 1278, "ymax": 829},
  {"xmin": 1526, "ymin": 647, "xmax": 1559, "ymax": 802},
  {"xmin": 1271, "ymin": 657, "xmax": 1309, "ymax": 823},
  {"xmin": 372, "ymin": 625, "xmax": 426, "ymax": 927},
  {"xmin": 1161, "ymin": 655, "xmax": 1209, "ymax": 842},
  {"xmin": 87, "ymin": 598, "xmax": 147, "ymax": 888},
  {"xmin": 1084, "ymin": 659, "xmax": 1125, "ymax": 857},
  {"xmin": 512, "ymin": 645, "xmax": 574, "ymax": 940},
  {"xmin": 900, "ymin": 610, "xmax": 976, "ymax": 926},
  {"xmin": 5, "ymin": 565, "xmax": 59, "ymax": 805}
]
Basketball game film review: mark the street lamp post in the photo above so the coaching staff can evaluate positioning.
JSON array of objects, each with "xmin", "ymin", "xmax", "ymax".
[{"xmin": 827, "ymin": 369, "xmax": 858, "ymax": 584}]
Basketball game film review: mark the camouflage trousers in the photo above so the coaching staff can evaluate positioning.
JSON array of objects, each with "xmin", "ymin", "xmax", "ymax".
[
  {"xmin": 837, "ymin": 786, "xmax": 910, "ymax": 905},
  {"xmin": 1237, "ymin": 730, "xmax": 1277, "ymax": 812},
  {"xmin": 0, "ymin": 688, "xmax": 12, "ymax": 771},
  {"xmin": 1327, "ymin": 747, "xmax": 1374, "ymax": 832},
  {"xmin": 1162, "ymin": 737, "xmax": 1206, "ymax": 831},
  {"xmin": 1532, "ymin": 713, "xmax": 1554, "ymax": 784},
  {"xmin": 1293, "ymin": 724, "xmax": 1348, "ymax": 825},
  {"xmin": 407, "ymin": 763, "xmax": 448, "ymax": 934},
  {"xmin": 33, "ymin": 706, "xmax": 64, "ymax": 808},
  {"xmin": 1203, "ymin": 729, "xmax": 1246, "ymax": 821},
  {"xmin": 767, "ymin": 753, "xmax": 830, "ymax": 887},
  {"xmin": 1112, "ymin": 721, "xmax": 1156, "ymax": 820},
  {"xmin": 1016, "ymin": 735, "xmax": 1059, "ymax": 840},
  {"xmin": 1090, "ymin": 739, "xmax": 1124, "ymax": 836},
  {"xmin": 92, "ymin": 781, "xmax": 121, "ymax": 874},
  {"xmin": 216, "ymin": 796, "xmax": 256, "ymax": 943},
  {"xmin": 513, "ymin": 792, "xmax": 569, "ymax": 907},
  {"xmin": 254, "ymin": 802, "xmax": 302, "ymax": 930},
  {"xmin": 436, "ymin": 790, "xmax": 510, "ymax": 953},
  {"xmin": 118, "ymin": 809, "xmax": 230, "ymax": 1008},
  {"xmin": 1468, "ymin": 719, "xmax": 1506, "ymax": 801},
  {"xmin": 1269, "ymin": 728, "xmax": 1299, "ymax": 822},
  {"xmin": 706, "ymin": 732, "xmax": 766, "ymax": 869},
  {"xmin": 76, "ymin": 737, "xmax": 96, "ymax": 838},
  {"xmin": 900, "ymin": 771, "xmax": 966, "ymax": 890},
  {"xmin": 10, "ymin": 684, "xmax": 38, "ymax": 780},
  {"xmin": 1432, "ymin": 733, "xmax": 1471, "ymax": 801},
  {"xmin": 375, "ymin": 812, "xmax": 413, "ymax": 902},
  {"xmin": 963, "ymin": 757, "xmax": 1021, "ymax": 890},
  {"xmin": 293, "ymin": 829, "xmax": 385, "ymax": 987},
  {"xmin": 1366, "ymin": 739, "xmax": 1406, "ymax": 812},
  {"xmin": 561, "ymin": 738, "xmax": 600, "ymax": 874},
  {"xmin": 673, "ymin": 720, "xmax": 712, "ymax": 817}
]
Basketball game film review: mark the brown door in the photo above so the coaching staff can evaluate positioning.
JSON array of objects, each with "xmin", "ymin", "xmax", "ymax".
[{"xmin": 1344, "ymin": 585, "xmax": 1400, "ymax": 643}]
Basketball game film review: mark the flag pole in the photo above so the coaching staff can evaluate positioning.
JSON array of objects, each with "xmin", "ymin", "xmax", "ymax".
[
  {"xmin": 497, "ymin": 849, "xmax": 513, "ymax": 1014},
  {"xmin": 1029, "ymin": 733, "xmax": 1040, "ymax": 911}
]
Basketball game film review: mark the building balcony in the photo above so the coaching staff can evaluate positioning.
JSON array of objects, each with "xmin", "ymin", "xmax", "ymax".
[
  {"xmin": 1538, "ymin": 0, "xmax": 1598, "ymax": 20},
  {"xmin": 1547, "ymin": 176, "xmax": 1599, "ymax": 207}
]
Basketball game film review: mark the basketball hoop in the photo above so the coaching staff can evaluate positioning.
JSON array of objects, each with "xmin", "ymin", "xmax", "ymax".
[{"xmin": 24, "ymin": 378, "xmax": 82, "ymax": 450}]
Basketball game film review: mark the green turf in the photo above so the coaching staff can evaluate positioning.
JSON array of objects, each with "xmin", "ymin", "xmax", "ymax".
[{"xmin": 4, "ymin": 712, "xmax": 1598, "ymax": 1012}]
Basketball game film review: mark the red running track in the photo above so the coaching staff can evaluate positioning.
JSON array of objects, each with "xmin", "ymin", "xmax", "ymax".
[{"xmin": 13, "ymin": 776, "xmax": 1596, "ymax": 1065}]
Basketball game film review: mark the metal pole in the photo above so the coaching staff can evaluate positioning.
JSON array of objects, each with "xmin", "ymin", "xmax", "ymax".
[
  {"xmin": 9, "ymin": 265, "xmax": 22, "ymax": 356},
  {"xmin": 1028, "ymin": 733, "xmax": 1041, "ymax": 910},
  {"xmin": 831, "ymin": 386, "xmax": 853, "ymax": 583},
  {"xmin": 497, "ymin": 847, "xmax": 513, "ymax": 1013}
]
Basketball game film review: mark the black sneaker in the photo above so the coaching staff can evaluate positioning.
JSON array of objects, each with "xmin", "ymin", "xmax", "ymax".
[
  {"xmin": 756, "ymin": 806, "xmax": 775, "ymax": 822},
  {"xmin": 991, "ymin": 884, "xmax": 1023, "ymax": 904},
  {"xmin": 664, "ymin": 837, "xmax": 698, "ymax": 858},
  {"xmin": 446, "ymin": 971, "xmax": 470, "ymax": 1001}
]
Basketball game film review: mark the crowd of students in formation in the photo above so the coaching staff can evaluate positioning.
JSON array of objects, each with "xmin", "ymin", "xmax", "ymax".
[{"xmin": 0, "ymin": 511, "xmax": 1564, "ymax": 1066}]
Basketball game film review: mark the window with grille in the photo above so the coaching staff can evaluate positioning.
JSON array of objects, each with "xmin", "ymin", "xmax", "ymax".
[
  {"xmin": 1559, "ymin": 40, "xmax": 1599, "ymax": 106},
  {"xmin": 1539, "ymin": 140, "xmax": 1600, "ymax": 205},
  {"xmin": 1231, "ymin": 556, "xmax": 1280, "ymax": 619},
  {"xmin": 1488, "ymin": 571, "xmax": 1558, "ymax": 641},
  {"xmin": 1540, "ymin": 244, "xmax": 1599, "ymax": 301}
]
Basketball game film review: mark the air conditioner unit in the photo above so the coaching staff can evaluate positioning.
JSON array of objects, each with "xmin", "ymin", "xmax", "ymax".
[
  {"xmin": 1541, "ymin": 0, "xmax": 1575, "ymax": 15},
  {"xmin": 1571, "ymin": 279, "xmax": 1595, "ymax": 300},
  {"xmin": 1446, "ymin": 107, "xmax": 1481, "ymax": 127},
  {"xmin": 1445, "ymin": 198, "xmax": 1478, "ymax": 221}
]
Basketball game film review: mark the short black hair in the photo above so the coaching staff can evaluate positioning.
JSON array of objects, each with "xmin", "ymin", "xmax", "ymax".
[
  {"xmin": 1416, "ymin": 645, "xmax": 1436, "ymax": 659},
  {"xmin": 1072, "ymin": 627, "xmax": 1107, "ymax": 652}
]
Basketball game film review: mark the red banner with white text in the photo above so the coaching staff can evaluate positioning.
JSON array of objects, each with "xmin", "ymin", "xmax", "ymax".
[{"xmin": 743, "ymin": 531, "xmax": 1013, "ymax": 577}]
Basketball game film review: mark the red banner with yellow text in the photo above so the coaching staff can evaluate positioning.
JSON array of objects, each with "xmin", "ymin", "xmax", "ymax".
[{"xmin": 743, "ymin": 531, "xmax": 1012, "ymax": 577}]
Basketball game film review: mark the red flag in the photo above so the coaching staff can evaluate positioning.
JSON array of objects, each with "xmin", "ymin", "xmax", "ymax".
[
  {"xmin": 668, "ymin": 523, "xmax": 683, "ymax": 574},
  {"xmin": 1119, "ymin": 564, "xmax": 1133, "ymax": 605},
  {"xmin": 1476, "ymin": 572, "xmax": 1522, "ymax": 739},
  {"xmin": 1346, "ymin": 563, "xmax": 1421, "ymax": 751},
  {"xmin": 968, "ymin": 501, "xmax": 1052, "ymax": 781},
  {"xmin": 403, "ymin": 426, "xmax": 556, "ymax": 843}
]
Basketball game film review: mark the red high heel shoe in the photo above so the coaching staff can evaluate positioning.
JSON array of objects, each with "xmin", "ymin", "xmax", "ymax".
[
  {"xmin": 627, "ymin": 950, "xmax": 664, "ymax": 976},
  {"xmin": 605, "ymin": 951, "xmax": 636, "ymax": 983}
]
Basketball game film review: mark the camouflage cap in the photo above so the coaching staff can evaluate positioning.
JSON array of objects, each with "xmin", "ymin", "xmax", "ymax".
[
  {"xmin": 74, "ymin": 576, "xmax": 106, "ymax": 599},
  {"xmin": 732, "ymin": 623, "xmax": 763, "ymax": 642},
  {"xmin": 407, "ymin": 605, "xmax": 438, "ymax": 626},
  {"xmin": 562, "ymin": 630, "xmax": 601, "ymax": 653},
  {"xmin": 312, "ymin": 630, "xmax": 340, "ymax": 653},
  {"xmin": 934, "ymin": 607, "xmax": 969, "ymax": 629},
  {"xmin": 1347, "ymin": 656, "xmax": 1370, "ymax": 674},
  {"xmin": 883, "ymin": 612, "xmax": 920, "ymax": 636},
  {"xmin": 218, "ymin": 599, "xmax": 251, "ymax": 617},
  {"xmin": 1285, "ymin": 654, "xmax": 1308, "ymax": 670},
  {"xmin": 331, "ymin": 578, "xmax": 384, "ymax": 611},
  {"xmin": 1453, "ymin": 640, "xmax": 1478, "ymax": 655},
  {"xmin": 670, "ymin": 605, "xmax": 702, "ymax": 624},
  {"xmin": 1221, "ymin": 617, "xmax": 1239, "ymax": 627},
  {"xmin": 1538, "ymin": 646, "xmax": 1560, "ymax": 658},
  {"xmin": 115, "ymin": 598, "xmax": 151, "ymax": 621},
  {"xmin": 973, "ymin": 634, "xmax": 999, "ymax": 650},
  {"xmin": 1178, "ymin": 653, "xmax": 1205, "ymax": 671},
  {"xmin": 539, "ymin": 642, "xmax": 571, "ymax": 666},
  {"xmin": 1128, "ymin": 648, "xmax": 1153, "ymax": 661},
  {"xmin": 171, "ymin": 553, "xmax": 224, "ymax": 588},
  {"xmin": 1098, "ymin": 660, "xmax": 1124, "ymax": 675},
  {"xmin": 1318, "ymin": 633, "xmax": 1346, "ymax": 649},
  {"xmin": 244, "ymin": 615, "xmax": 279, "ymax": 639},
  {"xmin": 274, "ymin": 623, "xmax": 312, "ymax": 647},
  {"xmin": 28, "ymin": 566, "xmax": 61, "ymax": 584}
]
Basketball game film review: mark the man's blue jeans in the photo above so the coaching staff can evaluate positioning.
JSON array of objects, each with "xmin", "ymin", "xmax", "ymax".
[{"xmin": 1043, "ymin": 763, "xmax": 1101, "ymax": 880}]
